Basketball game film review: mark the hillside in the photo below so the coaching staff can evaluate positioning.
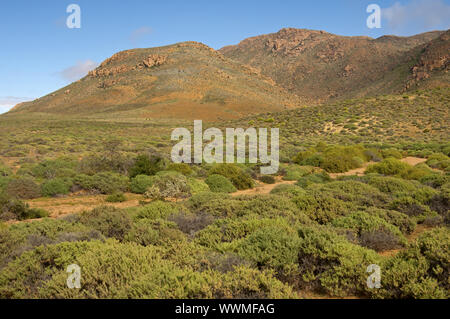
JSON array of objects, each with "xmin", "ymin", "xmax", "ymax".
[
  {"xmin": 220, "ymin": 28, "xmax": 449, "ymax": 103},
  {"xmin": 9, "ymin": 42, "xmax": 300, "ymax": 120}
]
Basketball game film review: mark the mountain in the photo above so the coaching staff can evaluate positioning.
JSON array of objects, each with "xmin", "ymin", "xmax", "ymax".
[
  {"xmin": 10, "ymin": 42, "xmax": 300, "ymax": 120},
  {"xmin": 220, "ymin": 28, "xmax": 449, "ymax": 103}
]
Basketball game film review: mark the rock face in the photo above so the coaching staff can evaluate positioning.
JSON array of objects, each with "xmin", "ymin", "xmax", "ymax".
[
  {"xmin": 141, "ymin": 55, "xmax": 167, "ymax": 68},
  {"xmin": 406, "ymin": 30, "xmax": 450, "ymax": 90},
  {"xmin": 220, "ymin": 28, "xmax": 448, "ymax": 102}
]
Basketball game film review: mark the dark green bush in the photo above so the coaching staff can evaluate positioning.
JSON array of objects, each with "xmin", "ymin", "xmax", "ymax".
[
  {"xmin": 130, "ymin": 175, "xmax": 154, "ymax": 194},
  {"xmin": 167, "ymin": 163, "xmax": 192, "ymax": 176},
  {"xmin": 259, "ymin": 175, "xmax": 275, "ymax": 184},
  {"xmin": 129, "ymin": 154, "xmax": 164, "ymax": 178},
  {"xmin": 79, "ymin": 206, "xmax": 132, "ymax": 241},
  {"xmin": 205, "ymin": 174, "xmax": 236, "ymax": 193},
  {"xmin": 74, "ymin": 172, "xmax": 129, "ymax": 194},
  {"xmin": 208, "ymin": 164, "xmax": 254, "ymax": 190},
  {"xmin": 41, "ymin": 178, "xmax": 72, "ymax": 197}
]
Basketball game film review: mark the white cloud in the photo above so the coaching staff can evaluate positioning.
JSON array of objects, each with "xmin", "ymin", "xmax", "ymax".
[
  {"xmin": 58, "ymin": 60, "xmax": 98, "ymax": 82},
  {"xmin": 129, "ymin": 26, "xmax": 152, "ymax": 44},
  {"xmin": 382, "ymin": 0, "xmax": 450, "ymax": 32},
  {"xmin": 0, "ymin": 96, "xmax": 33, "ymax": 113}
]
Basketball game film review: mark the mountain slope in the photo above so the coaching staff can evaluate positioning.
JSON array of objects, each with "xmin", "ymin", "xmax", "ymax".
[
  {"xmin": 220, "ymin": 28, "xmax": 449, "ymax": 103},
  {"xmin": 10, "ymin": 42, "xmax": 300, "ymax": 120}
]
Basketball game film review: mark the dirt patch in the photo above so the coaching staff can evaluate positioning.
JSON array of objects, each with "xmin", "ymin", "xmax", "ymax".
[
  {"xmin": 26, "ymin": 193, "xmax": 144, "ymax": 218},
  {"xmin": 232, "ymin": 177, "xmax": 296, "ymax": 196},
  {"xmin": 329, "ymin": 162, "xmax": 375, "ymax": 179},
  {"xmin": 400, "ymin": 157, "xmax": 427, "ymax": 166}
]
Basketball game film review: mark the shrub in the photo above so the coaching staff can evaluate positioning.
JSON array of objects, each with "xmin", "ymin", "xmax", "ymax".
[
  {"xmin": 296, "ymin": 172, "xmax": 331, "ymax": 188},
  {"xmin": 187, "ymin": 177, "xmax": 210, "ymax": 195},
  {"xmin": 144, "ymin": 173, "xmax": 190, "ymax": 200},
  {"xmin": 366, "ymin": 158, "xmax": 411, "ymax": 176},
  {"xmin": 292, "ymin": 191, "xmax": 351, "ymax": 224},
  {"xmin": 129, "ymin": 154, "xmax": 164, "ymax": 178},
  {"xmin": 167, "ymin": 163, "xmax": 192, "ymax": 176},
  {"xmin": 0, "ymin": 164, "xmax": 12, "ymax": 177},
  {"xmin": 282, "ymin": 165, "xmax": 314, "ymax": 181},
  {"xmin": 236, "ymin": 225, "xmax": 300, "ymax": 269},
  {"xmin": 136, "ymin": 200, "xmax": 180, "ymax": 220},
  {"xmin": 259, "ymin": 175, "xmax": 275, "ymax": 184},
  {"xmin": 5, "ymin": 177, "xmax": 41, "ymax": 199},
  {"xmin": 296, "ymin": 226, "xmax": 381, "ymax": 296},
  {"xmin": 74, "ymin": 172, "xmax": 129, "ymax": 194},
  {"xmin": 186, "ymin": 192, "xmax": 243, "ymax": 218},
  {"xmin": 78, "ymin": 206, "xmax": 132, "ymax": 241},
  {"xmin": 381, "ymin": 148, "xmax": 402, "ymax": 159},
  {"xmin": 205, "ymin": 174, "xmax": 236, "ymax": 193},
  {"xmin": 270, "ymin": 184, "xmax": 306, "ymax": 198},
  {"xmin": 105, "ymin": 192, "xmax": 126, "ymax": 203},
  {"xmin": 208, "ymin": 164, "xmax": 254, "ymax": 190},
  {"xmin": 426, "ymin": 153, "xmax": 450, "ymax": 170},
  {"xmin": 372, "ymin": 228, "xmax": 449, "ymax": 299},
  {"xmin": 331, "ymin": 211, "xmax": 406, "ymax": 251},
  {"xmin": 130, "ymin": 175, "xmax": 155, "ymax": 194},
  {"xmin": 169, "ymin": 211, "xmax": 215, "ymax": 235},
  {"xmin": 41, "ymin": 178, "xmax": 72, "ymax": 197}
]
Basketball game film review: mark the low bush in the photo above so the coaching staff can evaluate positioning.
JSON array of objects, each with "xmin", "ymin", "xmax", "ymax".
[
  {"xmin": 331, "ymin": 211, "xmax": 406, "ymax": 251},
  {"xmin": 136, "ymin": 200, "xmax": 181, "ymax": 220},
  {"xmin": 372, "ymin": 228, "xmax": 449, "ymax": 299},
  {"xmin": 129, "ymin": 154, "xmax": 164, "ymax": 178},
  {"xmin": 186, "ymin": 192, "xmax": 244, "ymax": 218},
  {"xmin": 167, "ymin": 163, "xmax": 192, "ymax": 176},
  {"xmin": 105, "ymin": 192, "xmax": 126, "ymax": 203},
  {"xmin": 187, "ymin": 177, "xmax": 210, "ymax": 195},
  {"xmin": 270, "ymin": 184, "xmax": 306, "ymax": 198},
  {"xmin": 296, "ymin": 172, "xmax": 331, "ymax": 188},
  {"xmin": 259, "ymin": 175, "xmax": 275, "ymax": 184},
  {"xmin": 130, "ymin": 175, "xmax": 154, "ymax": 194},
  {"xmin": 205, "ymin": 174, "xmax": 236, "ymax": 193},
  {"xmin": 74, "ymin": 172, "xmax": 129, "ymax": 194},
  {"xmin": 78, "ymin": 206, "xmax": 132, "ymax": 241},
  {"xmin": 282, "ymin": 165, "xmax": 314, "ymax": 181},
  {"xmin": 208, "ymin": 164, "xmax": 254, "ymax": 190},
  {"xmin": 5, "ymin": 177, "xmax": 41, "ymax": 199},
  {"xmin": 296, "ymin": 225, "xmax": 381, "ymax": 296},
  {"xmin": 144, "ymin": 173, "xmax": 190, "ymax": 200},
  {"xmin": 41, "ymin": 178, "xmax": 72, "ymax": 197}
]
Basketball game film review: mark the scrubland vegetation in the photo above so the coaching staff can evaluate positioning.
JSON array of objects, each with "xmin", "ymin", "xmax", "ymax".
[{"xmin": 0, "ymin": 88, "xmax": 448, "ymax": 299}]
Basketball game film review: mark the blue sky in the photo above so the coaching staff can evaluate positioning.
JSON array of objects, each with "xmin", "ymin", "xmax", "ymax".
[{"xmin": 1, "ymin": 0, "xmax": 449, "ymax": 113}]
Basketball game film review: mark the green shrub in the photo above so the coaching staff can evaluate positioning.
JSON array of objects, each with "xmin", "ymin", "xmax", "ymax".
[
  {"xmin": 296, "ymin": 172, "xmax": 331, "ymax": 188},
  {"xmin": 282, "ymin": 165, "xmax": 314, "ymax": 181},
  {"xmin": 205, "ymin": 174, "xmax": 236, "ymax": 193},
  {"xmin": 0, "ymin": 164, "xmax": 12, "ymax": 177},
  {"xmin": 381, "ymin": 148, "xmax": 402, "ymax": 159},
  {"xmin": 0, "ymin": 240, "xmax": 295, "ymax": 298},
  {"xmin": 79, "ymin": 206, "xmax": 132, "ymax": 241},
  {"xmin": 41, "ymin": 178, "xmax": 72, "ymax": 197},
  {"xmin": 186, "ymin": 192, "xmax": 243, "ymax": 218},
  {"xmin": 5, "ymin": 177, "xmax": 41, "ymax": 199},
  {"xmin": 130, "ymin": 175, "xmax": 155, "ymax": 194},
  {"xmin": 366, "ymin": 158, "xmax": 411, "ymax": 176},
  {"xmin": 74, "ymin": 172, "xmax": 129, "ymax": 194},
  {"xmin": 105, "ymin": 192, "xmax": 126, "ymax": 203},
  {"xmin": 187, "ymin": 177, "xmax": 210, "ymax": 195},
  {"xmin": 296, "ymin": 225, "xmax": 381, "ymax": 296},
  {"xmin": 236, "ymin": 225, "xmax": 300, "ymax": 269},
  {"xmin": 270, "ymin": 184, "xmax": 306, "ymax": 198},
  {"xmin": 144, "ymin": 173, "xmax": 190, "ymax": 200},
  {"xmin": 167, "ymin": 163, "xmax": 192, "ymax": 176},
  {"xmin": 292, "ymin": 191, "xmax": 351, "ymax": 224},
  {"xmin": 426, "ymin": 153, "xmax": 450, "ymax": 170},
  {"xmin": 129, "ymin": 154, "xmax": 164, "ymax": 178},
  {"xmin": 332, "ymin": 211, "xmax": 406, "ymax": 251},
  {"xmin": 372, "ymin": 228, "xmax": 449, "ymax": 299},
  {"xmin": 136, "ymin": 200, "xmax": 180, "ymax": 220},
  {"xmin": 259, "ymin": 175, "xmax": 275, "ymax": 184},
  {"xmin": 29, "ymin": 157, "xmax": 77, "ymax": 179},
  {"xmin": 208, "ymin": 164, "xmax": 254, "ymax": 190}
]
